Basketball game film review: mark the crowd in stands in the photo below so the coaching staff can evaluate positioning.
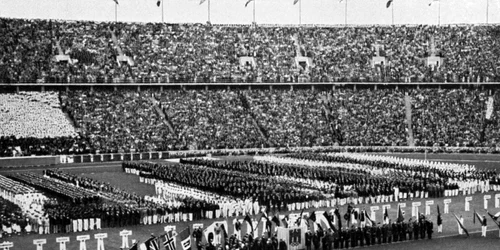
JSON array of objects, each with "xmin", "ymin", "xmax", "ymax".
[
  {"xmin": 0, "ymin": 91, "xmax": 89, "ymax": 157},
  {"xmin": 411, "ymin": 88, "xmax": 490, "ymax": 147},
  {"xmin": 2, "ymin": 17, "xmax": 500, "ymax": 83},
  {"xmin": 1, "ymin": 88, "xmax": 500, "ymax": 157},
  {"xmin": 157, "ymin": 90, "xmax": 266, "ymax": 150},
  {"xmin": 61, "ymin": 90, "xmax": 177, "ymax": 153}
]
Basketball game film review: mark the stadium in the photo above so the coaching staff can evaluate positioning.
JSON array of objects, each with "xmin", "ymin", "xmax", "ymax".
[{"xmin": 2, "ymin": 0, "xmax": 500, "ymax": 249}]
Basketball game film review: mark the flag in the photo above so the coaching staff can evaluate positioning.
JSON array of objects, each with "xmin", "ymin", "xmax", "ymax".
[
  {"xmin": 296, "ymin": 209, "xmax": 305, "ymax": 226},
  {"xmin": 396, "ymin": 204, "xmax": 404, "ymax": 223},
  {"xmin": 322, "ymin": 211, "xmax": 337, "ymax": 232},
  {"xmin": 339, "ymin": 0, "xmax": 343, "ymax": 2},
  {"xmin": 293, "ymin": 0, "xmax": 299, "ymax": 5},
  {"xmin": 365, "ymin": 210, "xmax": 375, "ymax": 226},
  {"xmin": 383, "ymin": 207, "xmax": 389, "ymax": 224},
  {"xmin": 272, "ymin": 215, "xmax": 281, "ymax": 226},
  {"xmin": 245, "ymin": 0, "xmax": 253, "ymax": 7},
  {"xmin": 244, "ymin": 214, "xmax": 254, "ymax": 233},
  {"xmin": 386, "ymin": 0, "xmax": 393, "ymax": 8},
  {"xmin": 473, "ymin": 210, "xmax": 482, "ymax": 225},
  {"xmin": 113, "ymin": 0, "xmax": 119, "ymax": 4},
  {"xmin": 428, "ymin": 0, "xmax": 439, "ymax": 6},
  {"xmin": 452, "ymin": 213, "xmax": 469, "ymax": 237},
  {"xmin": 160, "ymin": 231, "xmax": 176, "ymax": 250},
  {"xmin": 334, "ymin": 208, "xmax": 342, "ymax": 230},
  {"xmin": 281, "ymin": 215, "xmax": 289, "ymax": 228},
  {"xmin": 487, "ymin": 212, "xmax": 500, "ymax": 229},
  {"xmin": 144, "ymin": 237, "xmax": 160, "ymax": 250},
  {"xmin": 437, "ymin": 205, "xmax": 442, "ymax": 226},
  {"xmin": 309, "ymin": 211, "xmax": 317, "ymax": 223},
  {"xmin": 157, "ymin": 0, "xmax": 161, "ymax": 7},
  {"xmin": 179, "ymin": 227, "xmax": 191, "ymax": 250},
  {"xmin": 129, "ymin": 242, "xmax": 139, "ymax": 250},
  {"xmin": 258, "ymin": 213, "xmax": 271, "ymax": 233},
  {"xmin": 220, "ymin": 224, "xmax": 228, "ymax": 239},
  {"xmin": 199, "ymin": 0, "xmax": 207, "ymax": 5},
  {"xmin": 490, "ymin": 211, "xmax": 500, "ymax": 220}
]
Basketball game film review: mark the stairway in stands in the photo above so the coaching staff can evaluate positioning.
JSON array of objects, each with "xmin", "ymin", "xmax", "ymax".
[
  {"xmin": 238, "ymin": 93, "xmax": 273, "ymax": 147},
  {"xmin": 109, "ymin": 29, "xmax": 136, "ymax": 82},
  {"xmin": 404, "ymin": 93, "xmax": 415, "ymax": 147},
  {"xmin": 149, "ymin": 96, "xmax": 177, "ymax": 137},
  {"xmin": 292, "ymin": 34, "xmax": 303, "ymax": 57}
]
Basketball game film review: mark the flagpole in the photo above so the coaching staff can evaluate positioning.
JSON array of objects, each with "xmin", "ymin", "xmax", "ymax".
[
  {"xmin": 486, "ymin": 0, "xmax": 489, "ymax": 24},
  {"xmin": 391, "ymin": 1, "xmax": 394, "ymax": 25},
  {"xmin": 162, "ymin": 0, "xmax": 164, "ymax": 22},
  {"xmin": 299, "ymin": 0, "xmax": 302, "ymax": 25},
  {"xmin": 253, "ymin": 0, "xmax": 256, "ymax": 24},
  {"xmin": 344, "ymin": 0, "xmax": 347, "ymax": 26},
  {"xmin": 208, "ymin": 0, "xmax": 211, "ymax": 23},
  {"xmin": 438, "ymin": 1, "xmax": 441, "ymax": 26},
  {"xmin": 115, "ymin": 3, "xmax": 117, "ymax": 22}
]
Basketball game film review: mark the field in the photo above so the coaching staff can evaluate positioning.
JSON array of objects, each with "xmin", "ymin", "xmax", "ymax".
[{"xmin": 1, "ymin": 152, "xmax": 500, "ymax": 250}]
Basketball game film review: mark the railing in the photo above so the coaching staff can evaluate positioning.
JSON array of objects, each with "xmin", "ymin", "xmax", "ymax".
[
  {"xmin": 2, "ymin": 82, "xmax": 500, "ymax": 87},
  {"xmin": 2, "ymin": 145, "xmax": 500, "ymax": 168}
]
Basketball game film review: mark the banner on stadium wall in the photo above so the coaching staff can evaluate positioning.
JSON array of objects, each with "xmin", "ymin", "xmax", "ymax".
[{"xmin": 277, "ymin": 226, "xmax": 306, "ymax": 250}]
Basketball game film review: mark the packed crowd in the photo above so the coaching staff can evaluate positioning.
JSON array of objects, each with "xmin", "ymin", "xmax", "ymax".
[
  {"xmin": 2, "ymin": 17, "xmax": 500, "ymax": 83},
  {"xmin": 0, "ymin": 91, "xmax": 89, "ymax": 157},
  {"xmin": 411, "ymin": 89, "xmax": 492, "ymax": 147},
  {"xmin": 61, "ymin": 90, "xmax": 178, "ymax": 153},
  {"xmin": 0, "ymin": 88, "xmax": 499, "ymax": 157},
  {"xmin": 157, "ymin": 90, "xmax": 266, "ymax": 150}
]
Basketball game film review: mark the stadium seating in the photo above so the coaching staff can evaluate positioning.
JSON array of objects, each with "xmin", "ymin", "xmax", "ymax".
[
  {"xmin": 2, "ymin": 18, "xmax": 500, "ymax": 83},
  {"xmin": 0, "ymin": 88, "xmax": 497, "ymax": 157}
]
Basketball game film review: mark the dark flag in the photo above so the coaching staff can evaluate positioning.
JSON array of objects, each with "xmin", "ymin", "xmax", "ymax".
[
  {"xmin": 178, "ymin": 227, "xmax": 192, "ymax": 250},
  {"xmin": 128, "ymin": 242, "xmax": 139, "ymax": 250},
  {"xmin": 397, "ymin": 204, "xmax": 404, "ymax": 223},
  {"xmin": 245, "ymin": 0, "xmax": 253, "ymax": 7},
  {"xmin": 296, "ymin": 209, "xmax": 305, "ymax": 226},
  {"xmin": 157, "ymin": 0, "xmax": 161, "ymax": 7},
  {"xmin": 334, "ymin": 208, "xmax": 342, "ymax": 230},
  {"xmin": 383, "ymin": 207, "xmax": 389, "ymax": 224},
  {"xmin": 386, "ymin": 0, "xmax": 393, "ymax": 8},
  {"xmin": 365, "ymin": 210, "xmax": 375, "ymax": 226},
  {"xmin": 453, "ymin": 213, "xmax": 469, "ymax": 237},
  {"xmin": 323, "ymin": 211, "xmax": 337, "ymax": 232},
  {"xmin": 487, "ymin": 212, "xmax": 500, "ymax": 229},
  {"xmin": 437, "ymin": 205, "xmax": 442, "ymax": 226},
  {"xmin": 474, "ymin": 210, "xmax": 483, "ymax": 225},
  {"xmin": 220, "ymin": 224, "xmax": 228, "ymax": 239},
  {"xmin": 309, "ymin": 211, "xmax": 317, "ymax": 223},
  {"xmin": 244, "ymin": 214, "xmax": 254, "ymax": 233},
  {"xmin": 489, "ymin": 211, "xmax": 500, "ymax": 220},
  {"xmin": 113, "ymin": 0, "xmax": 119, "ymax": 4},
  {"xmin": 272, "ymin": 215, "xmax": 281, "ymax": 226},
  {"xmin": 293, "ymin": 0, "xmax": 299, "ymax": 5},
  {"xmin": 144, "ymin": 237, "xmax": 160, "ymax": 250},
  {"xmin": 281, "ymin": 215, "xmax": 289, "ymax": 228}
]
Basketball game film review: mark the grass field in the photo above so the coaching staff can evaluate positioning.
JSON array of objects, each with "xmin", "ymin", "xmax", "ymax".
[{"xmin": 2, "ymin": 153, "xmax": 500, "ymax": 250}]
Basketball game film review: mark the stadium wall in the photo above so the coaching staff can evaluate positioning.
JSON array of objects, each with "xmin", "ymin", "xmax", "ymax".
[
  {"xmin": 2, "ymin": 146, "xmax": 500, "ymax": 167},
  {"xmin": 0, "ymin": 155, "xmax": 60, "ymax": 168}
]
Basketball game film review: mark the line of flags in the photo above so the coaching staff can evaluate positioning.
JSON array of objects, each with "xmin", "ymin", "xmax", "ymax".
[
  {"xmin": 120, "ymin": 0, "xmax": 443, "ymax": 9},
  {"xmin": 128, "ymin": 227, "xmax": 191, "ymax": 250},
  {"xmin": 128, "ymin": 206, "xmax": 500, "ymax": 250}
]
